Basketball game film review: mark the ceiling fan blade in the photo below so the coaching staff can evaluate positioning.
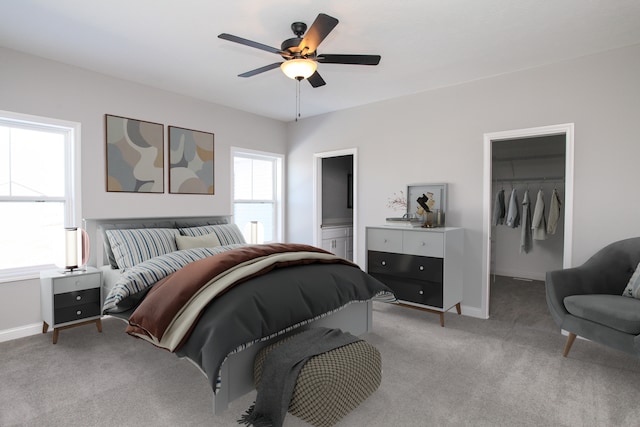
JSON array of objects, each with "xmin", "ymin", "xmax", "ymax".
[
  {"xmin": 299, "ymin": 13, "xmax": 339, "ymax": 54},
  {"xmin": 218, "ymin": 33, "xmax": 285, "ymax": 55},
  {"xmin": 238, "ymin": 62, "xmax": 282, "ymax": 78},
  {"xmin": 317, "ymin": 54, "xmax": 381, "ymax": 65},
  {"xmin": 307, "ymin": 71, "xmax": 326, "ymax": 88}
]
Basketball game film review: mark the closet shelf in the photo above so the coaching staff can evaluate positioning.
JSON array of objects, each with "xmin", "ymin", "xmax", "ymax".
[
  {"xmin": 493, "ymin": 176, "xmax": 564, "ymax": 183},
  {"xmin": 492, "ymin": 154, "xmax": 564, "ymax": 162}
]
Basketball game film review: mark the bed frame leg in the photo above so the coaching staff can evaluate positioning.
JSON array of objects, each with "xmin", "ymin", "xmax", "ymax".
[{"xmin": 212, "ymin": 364, "xmax": 230, "ymax": 415}]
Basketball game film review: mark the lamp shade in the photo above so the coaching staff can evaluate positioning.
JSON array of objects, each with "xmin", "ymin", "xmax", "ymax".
[
  {"xmin": 280, "ymin": 59, "xmax": 317, "ymax": 80},
  {"xmin": 65, "ymin": 228, "xmax": 78, "ymax": 270}
]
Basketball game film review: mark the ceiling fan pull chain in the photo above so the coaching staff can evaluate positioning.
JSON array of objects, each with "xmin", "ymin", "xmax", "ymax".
[{"xmin": 296, "ymin": 79, "xmax": 300, "ymax": 122}]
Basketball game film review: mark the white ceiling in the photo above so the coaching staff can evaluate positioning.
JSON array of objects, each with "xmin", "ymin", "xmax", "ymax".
[{"xmin": 2, "ymin": 0, "xmax": 640, "ymax": 122}]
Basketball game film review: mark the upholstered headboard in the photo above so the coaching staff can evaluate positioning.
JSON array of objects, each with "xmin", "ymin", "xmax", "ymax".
[{"xmin": 84, "ymin": 215, "xmax": 234, "ymax": 268}]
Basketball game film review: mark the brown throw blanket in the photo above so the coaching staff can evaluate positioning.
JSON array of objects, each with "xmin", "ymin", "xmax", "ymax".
[{"xmin": 127, "ymin": 243, "xmax": 355, "ymax": 351}]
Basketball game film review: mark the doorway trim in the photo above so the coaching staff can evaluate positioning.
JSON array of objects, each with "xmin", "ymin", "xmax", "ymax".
[
  {"xmin": 313, "ymin": 148, "xmax": 358, "ymax": 264},
  {"xmin": 481, "ymin": 123, "xmax": 574, "ymax": 319}
]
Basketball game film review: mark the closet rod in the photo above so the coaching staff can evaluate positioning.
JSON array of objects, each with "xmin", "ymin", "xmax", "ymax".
[{"xmin": 494, "ymin": 175, "xmax": 564, "ymax": 183}]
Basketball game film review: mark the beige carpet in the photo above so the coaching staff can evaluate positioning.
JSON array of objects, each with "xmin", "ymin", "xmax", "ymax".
[{"xmin": 2, "ymin": 276, "xmax": 640, "ymax": 426}]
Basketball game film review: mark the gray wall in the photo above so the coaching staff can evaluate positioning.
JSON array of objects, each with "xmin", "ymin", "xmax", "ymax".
[
  {"xmin": 0, "ymin": 47, "xmax": 286, "ymax": 335},
  {"xmin": 286, "ymin": 43, "xmax": 640, "ymax": 315}
]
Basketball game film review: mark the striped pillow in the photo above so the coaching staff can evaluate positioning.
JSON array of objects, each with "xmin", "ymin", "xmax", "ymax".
[
  {"xmin": 102, "ymin": 245, "xmax": 243, "ymax": 312},
  {"xmin": 105, "ymin": 228, "xmax": 179, "ymax": 270},
  {"xmin": 179, "ymin": 224, "xmax": 246, "ymax": 245}
]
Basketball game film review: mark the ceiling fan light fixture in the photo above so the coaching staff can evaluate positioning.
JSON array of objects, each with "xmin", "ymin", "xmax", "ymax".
[{"xmin": 280, "ymin": 58, "xmax": 317, "ymax": 80}]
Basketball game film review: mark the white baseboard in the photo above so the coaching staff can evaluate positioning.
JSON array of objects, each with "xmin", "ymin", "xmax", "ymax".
[
  {"xmin": 460, "ymin": 304, "xmax": 487, "ymax": 319},
  {"xmin": 0, "ymin": 322, "xmax": 42, "ymax": 343}
]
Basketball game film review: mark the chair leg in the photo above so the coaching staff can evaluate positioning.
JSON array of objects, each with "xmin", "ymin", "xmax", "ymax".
[{"xmin": 562, "ymin": 332, "xmax": 577, "ymax": 357}]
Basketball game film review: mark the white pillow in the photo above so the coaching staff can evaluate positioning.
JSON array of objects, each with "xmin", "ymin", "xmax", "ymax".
[
  {"xmin": 179, "ymin": 223, "xmax": 246, "ymax": 245},
  {"xmin": 622, "ymin": 262, "xmax": 640, "ymax": 298},
  {"xmin": 176, "ymin": 233, "xmax": 221, "ymax": 250},
  {"xmin": 105, "ymin": 228, "xmax": 179, "ymax": 270}
]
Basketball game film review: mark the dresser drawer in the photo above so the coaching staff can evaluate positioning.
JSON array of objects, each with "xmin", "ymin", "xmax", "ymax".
[
  {"xmin": 373, "ymin": 276, "xmax": 443, "ymax": 308},
  {"xmin": 54, "ymin": 301, "xmax": 101, "ymax": 324},
  {"xmin": 367, "ymin": 228, "xmax": 402, "ymax": 253},
  {"xmin": 404, "ymin": 255, "xmax": 443, "ymax": 282},
  {"xmin": 368, "ymin": 251, "xmax": 442, "ymax": 283},
  {"xmin": 403, "ymin": 231, "xmax": 444, "ymax": 258},
  {"xmin": 53, "ymin": 273, "xmax": 101, "ymax": 294},
  {"xmin": 54, "ymin": 288, "xmax": 100, "ymax": 309}
]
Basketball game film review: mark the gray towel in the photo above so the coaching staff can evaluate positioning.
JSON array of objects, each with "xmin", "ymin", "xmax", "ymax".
[
  {"xmin": 239, "ymin": 327, "xmax": 361, "ymax": 427},
  {"xmin": 520, "ymin": 190, "xmax": 532, "ymax": 253},
  {"xmin": 492, "ymin": 189, "xmax": 505, "ymax": 226}
]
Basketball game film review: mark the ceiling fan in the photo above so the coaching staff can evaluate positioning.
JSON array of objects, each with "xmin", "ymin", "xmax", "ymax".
[{"xmin": 218, "ymin": 13, "xmax": 381, "ymax": 87}]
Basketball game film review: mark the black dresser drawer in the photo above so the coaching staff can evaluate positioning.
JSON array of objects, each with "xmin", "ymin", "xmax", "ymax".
[
  {"xmin": 368, "ymin": 251, "xmax": 443, "ymax": 282},
  {"xmin": 371, "ymin": 274, "xmax": 443, "ymax": 308},
  {"xmin": 54, "ymin": 301, "xmax": 101, "ymax": 324},
  {"xmin": 54, "ymin": 288, "xmax": 100, "ymax": 309}
]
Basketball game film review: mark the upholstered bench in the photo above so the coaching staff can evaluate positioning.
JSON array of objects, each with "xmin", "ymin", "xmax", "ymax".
[{"xmin": 254, "ymin": 333, "xmax": 382, "ymax": 427}]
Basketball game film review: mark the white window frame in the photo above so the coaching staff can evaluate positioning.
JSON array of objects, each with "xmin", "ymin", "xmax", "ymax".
[
  {"xmin": 231, "ymin": 147, "xmax": 284, "ymax": 243},
  {"xmin": 0, "ymin": 110, "xmax": 81, "ymax": 282}
]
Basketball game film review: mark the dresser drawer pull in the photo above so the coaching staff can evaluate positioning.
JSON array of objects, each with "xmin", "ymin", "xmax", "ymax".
[
  {"xmin": 419, "ymin": 265, "xmax": 424, "ymax": 271},
  {"xmin": 76, "ymin": 310, "xmax": 82, "ymax": 316},
  {"xmin": 76, "ymin": 295, "xmax": 82, "ymax": 301},
  {"xmin": 381, "ymin": 261, "xmax": 386, "ymax": 266},
  {"xmin": 419, "ymin": 290, "xmax": 424, "ymax": 295}
]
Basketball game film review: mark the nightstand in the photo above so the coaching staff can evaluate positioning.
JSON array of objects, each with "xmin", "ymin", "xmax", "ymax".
[{"xmin": 40, "ymin": 267, "xmax": 103, "ymax": 344}]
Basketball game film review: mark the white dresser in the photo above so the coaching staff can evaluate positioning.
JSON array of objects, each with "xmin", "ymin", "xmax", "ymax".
[{"xmin": 366, "ymin": 226, "xmax": 464, "ymax": 326}]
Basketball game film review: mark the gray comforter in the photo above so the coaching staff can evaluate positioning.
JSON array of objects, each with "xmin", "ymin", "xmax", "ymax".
[
  {"xmin": 176, "ymin": 262, "xmax": 393, "ymax": 393},
  {"xmin": 110, "ymin": 247, "xmax": 394, "ymax": 394}
]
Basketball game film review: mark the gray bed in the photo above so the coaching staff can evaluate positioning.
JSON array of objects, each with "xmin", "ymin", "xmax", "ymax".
[{"xmin": 83, "ymin": 216, "xmax": 393, "ymax": 414}]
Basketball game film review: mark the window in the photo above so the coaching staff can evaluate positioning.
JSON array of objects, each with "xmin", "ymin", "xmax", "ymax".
[
  {"xmin": 232, "ymin": 148, "xmax": 283, "ymax": 244},
  {"xmin": 0, "ymin": 111, "xmax": 80, "ymax": 281}
]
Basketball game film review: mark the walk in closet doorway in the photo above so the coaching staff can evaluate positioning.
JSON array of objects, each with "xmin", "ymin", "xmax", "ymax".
[{"xmin": 481, "ymin": 124, "xmax": 574, "ymax": 319}]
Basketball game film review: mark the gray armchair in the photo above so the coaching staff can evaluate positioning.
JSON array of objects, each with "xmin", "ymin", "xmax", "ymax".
[{"xmin": 545, "ymin": 237, "xmax": 640, "ymax": 357}]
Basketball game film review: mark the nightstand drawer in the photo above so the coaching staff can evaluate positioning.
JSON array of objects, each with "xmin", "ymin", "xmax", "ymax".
[
  {"xmin": 54, "ymin": 301, "xmax": 101, "ymax": 324},
  {"xmin": 53, "ymin": 273, "xmax": 101, "ymax": 294},
  {"xmin": 54, "ymin": 288, "xmax": 100, "ymax": 309}
]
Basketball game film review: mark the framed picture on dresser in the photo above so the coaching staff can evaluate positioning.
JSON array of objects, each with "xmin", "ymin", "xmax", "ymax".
[{"xmin": 407, "ymin": 183, "xmax": 448, "ymax": 226}]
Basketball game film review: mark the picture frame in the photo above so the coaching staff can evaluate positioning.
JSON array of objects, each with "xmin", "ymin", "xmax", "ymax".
[
  {"xmin": 168, "ymin": 126, "xmax": 214, "ymax": 195},
  {"xmin": 105, "ymin": 114, "xmax": 164, "ymax": 193},
  {"xmin": 407, "ymin": 183, "xmax": 448, "ymax": 226}
]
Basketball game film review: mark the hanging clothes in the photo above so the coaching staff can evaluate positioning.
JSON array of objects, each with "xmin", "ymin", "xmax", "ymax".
[
  {"xmin": 520, "ymin": 190, "xmax": 532, "ymax": 253},
  {"xmin": 506, "ymin": 188, "xmax": 520, "ymax": 228},
  {"xmin": 531, "ymin": 189, "xmax": 547, "ymax": 240},
  {"xmin": 492, "ymin": 188, "xmax": 506, "ymax": 226},
  {"xmin": 547, "ymin": 188, "xmax": 562, "ymax": 234}
]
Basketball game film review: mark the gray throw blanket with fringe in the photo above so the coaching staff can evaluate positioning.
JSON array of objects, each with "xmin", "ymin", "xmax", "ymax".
[{"xmin": 238, "ymin": 327, "xmax": 361, "ymax": 427}]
